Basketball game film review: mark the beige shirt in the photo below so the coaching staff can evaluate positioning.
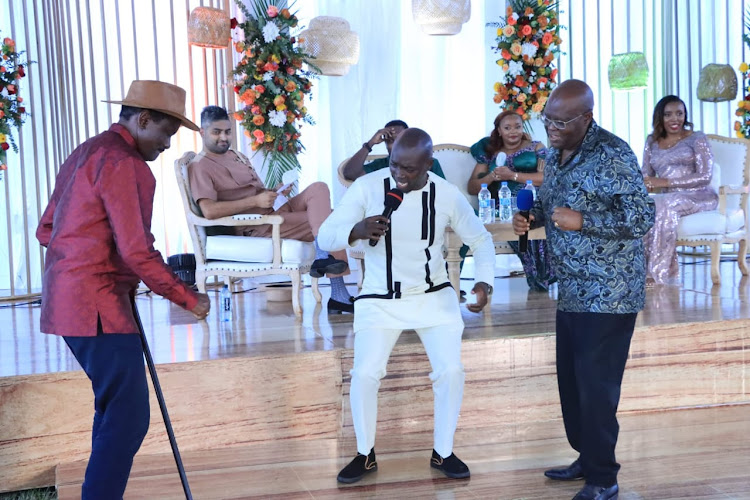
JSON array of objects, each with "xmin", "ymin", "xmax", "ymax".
[{"xmin": 188, "ymin": 150, "xmax": 271, "ymax": 215}]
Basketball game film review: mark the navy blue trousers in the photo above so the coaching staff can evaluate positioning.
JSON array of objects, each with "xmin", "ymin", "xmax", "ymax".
[
  {"xmin": 64, "ymin": 330, "xmax": 150, "ymax": 500},
  {"xmin": 556, "ymin": 310, "xmax": 636, "ymax": 487}
]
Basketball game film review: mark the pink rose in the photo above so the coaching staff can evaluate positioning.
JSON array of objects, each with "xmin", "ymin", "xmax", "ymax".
[{"xmin": 267, "ymin": 6, "xmax": 279, "ymax": 17}]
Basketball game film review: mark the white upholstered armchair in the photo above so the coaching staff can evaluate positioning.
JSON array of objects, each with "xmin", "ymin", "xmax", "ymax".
[
  {"xmin": 676, "ymin": 134, "xmax": 750, "ymax": 284},
  {"xmin": 174, "ymin": 151, "xmax": 322, "ymax": 316}
]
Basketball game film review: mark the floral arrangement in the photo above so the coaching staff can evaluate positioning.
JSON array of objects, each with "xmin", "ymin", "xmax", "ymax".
[
  {"xmin": 735, "ymin": 10, "xmax": 750, "ymax": 139},
  {"xmin": 488, "ymin": 0, "xmax": 562, "ymax": 126},
  {"xmin": 0, "ymin": 34, "xmax": 29, "ymax": 180},
  {"xmin": 231, "ymin": 0, "xmax": 315, "ymax": 188}
]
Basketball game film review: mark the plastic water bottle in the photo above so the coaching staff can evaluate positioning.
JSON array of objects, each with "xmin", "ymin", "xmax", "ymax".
[
  {"xmin": 499, "ymin": 181, "xmax": 512, "ymax": 222},
  {"xmin": 478, "ymin": 184, "xmax": 494, "ymax": 223},
  {"xmin": 219, "ymin": 284, "xmax": 232, "ymax": 322},
  {"xmin": 524, "ymin": 180, "xmax": 536, "ymax": 201}
]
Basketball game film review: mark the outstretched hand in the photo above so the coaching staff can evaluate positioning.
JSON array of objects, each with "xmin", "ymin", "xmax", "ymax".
[{"xmin": 466, "ymin": 282, "xmax": 491, "ymax": 313}]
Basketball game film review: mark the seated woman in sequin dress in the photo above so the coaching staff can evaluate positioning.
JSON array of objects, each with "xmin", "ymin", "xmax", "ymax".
[
  {"xmin": 642, "ymin": 95, "xmax": 718, "ymax": 286},
  {"xmin": 467, "ymin": 110, "xmax": 555, "ymax": 291}
]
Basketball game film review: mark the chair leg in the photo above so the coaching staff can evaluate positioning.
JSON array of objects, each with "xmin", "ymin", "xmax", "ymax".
[
  {"xmin": 739, "ymin": 239, "xmax": 749, "ymax": 276},
  {"xmin": 311, "ymin": 276, "xmax": 322, "ymax": 303},
  {"xmin": 709, "ymin": 241, "xmax": 722, "ymax": 285},
  {"xmin": 357, "ymin": 258, "xmax": 365, "ymax": 290},
  {"xmin": 291, "ymin": 272, "xmax": 302, "ymax": 317},
  {"xmin": 196, "ymin": 272, "xmax": 207, "ymax": 293}
]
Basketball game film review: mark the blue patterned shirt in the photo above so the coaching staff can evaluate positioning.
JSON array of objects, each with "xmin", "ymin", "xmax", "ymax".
[{"xmin": 530, "ymin": 121, "xmax": 655, "ymax": 313}]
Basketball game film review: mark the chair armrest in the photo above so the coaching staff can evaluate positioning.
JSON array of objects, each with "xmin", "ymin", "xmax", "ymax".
[
  {"xmin": 719, "ymin": 185, "xmax": 750, "ymax": 195},
  {"xmin": 187, "ymin": 212, "xmax": 284, "ymax": 227}
]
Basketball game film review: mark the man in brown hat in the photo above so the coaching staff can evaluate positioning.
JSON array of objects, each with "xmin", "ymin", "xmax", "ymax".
[{"xmin": 36, "ymin": 80, "xmax": 211, "ymax": 499}]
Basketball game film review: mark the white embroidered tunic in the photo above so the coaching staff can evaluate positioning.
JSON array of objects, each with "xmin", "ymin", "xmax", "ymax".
[{"xmin": 318, "ymin": 170, "xmax": 495, "ymax": 331}]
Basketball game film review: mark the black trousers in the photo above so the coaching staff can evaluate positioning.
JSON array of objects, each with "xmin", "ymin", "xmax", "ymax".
[{"xmin": 556, "ymin": 310, "xmax": 637, "ymax": 487}]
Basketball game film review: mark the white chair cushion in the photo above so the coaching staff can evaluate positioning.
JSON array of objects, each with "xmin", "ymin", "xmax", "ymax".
[
  {"xmin": 435, "ymin": 147, "xmax": 478, "ymax": 211},
  {"xmin": 709, "ymin": 162, "xmax": 721, "ymax": 195},
  {"xmin": 206, "ymin": 235, "xmax": 316, "ymax": 265}
]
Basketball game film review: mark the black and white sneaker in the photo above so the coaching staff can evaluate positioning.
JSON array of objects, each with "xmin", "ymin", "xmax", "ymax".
[
  {"xmin": 337, "ymin": 448, "xmax": 377, "ymax": 484},
  {"xmin": 430, "ymin": 449, "xmax": 470, "ymax": 479}
]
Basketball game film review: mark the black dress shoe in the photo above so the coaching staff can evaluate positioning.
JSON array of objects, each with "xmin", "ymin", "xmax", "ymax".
[
  {"xmin": 337, "ymin": 449, "xmax": 377, "ymax": 484},
  {"xmin": 310, "ymin": 256, "xmax": 349, "ymax": 278},
  {"xmin": 430, "ymin": 449, "xmax": 470, "ymax": 479},
  {"xmin": 572, "ymin": 483, "xmax": 618, "ymax": 500},
  {"xmin": 544, "ymin": 458, "xmax": 584, "ymax": 481},
  {"xmin": 328, "ymin": 298, "xmax": 354, "ymax": 314}
]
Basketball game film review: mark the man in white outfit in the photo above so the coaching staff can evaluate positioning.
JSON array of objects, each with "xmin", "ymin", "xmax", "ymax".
[{"xmin": 318, "ymin": 128, "xmax": 496, "ymax": 483}]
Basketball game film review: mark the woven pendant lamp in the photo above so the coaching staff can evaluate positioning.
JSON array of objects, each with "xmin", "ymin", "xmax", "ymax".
[
  {"xmin": 608, "ymin": 52, "xmax": 649, "ymax": 91},
  {"xmin": 299, "ymin": 16, "xmax": 360, "ymax": 77},
  {"xmin": 188, "ymin": 7, "xmax": 230, "ymax": 49},
  {"xmin": 412, "ymin": 0, "xmax": 471, "ymax": 36},
  {"xmin": 697, "ymin": 64, "xmax": 738, "ymax": 102}
]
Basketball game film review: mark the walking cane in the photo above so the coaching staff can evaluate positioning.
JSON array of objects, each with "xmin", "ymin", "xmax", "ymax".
[{"xmin": 132, "ymin": 301, "xmax": 194, "ymax": 500}]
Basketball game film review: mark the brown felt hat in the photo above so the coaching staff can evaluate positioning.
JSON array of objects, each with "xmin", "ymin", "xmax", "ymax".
[{"xmin": 104, "ymin": 80, "xmax": 199, "ymax": 131}]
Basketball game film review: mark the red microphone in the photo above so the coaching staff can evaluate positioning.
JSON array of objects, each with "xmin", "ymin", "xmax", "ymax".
[{"xmin": 370, "ymin": 188, "xmax": 404, "ymax": 246}]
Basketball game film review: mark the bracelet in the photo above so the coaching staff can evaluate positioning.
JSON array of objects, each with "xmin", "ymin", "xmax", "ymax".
[
  {"xmin": 362, "ymin": 142, "xmax": 372, "ymax": 153},
  {"xmin": 513, "ymin": 172, "xmax": 518, "ymax": 182}
]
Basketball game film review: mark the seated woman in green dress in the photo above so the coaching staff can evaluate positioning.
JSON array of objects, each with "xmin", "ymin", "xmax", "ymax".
[{"xmin": 467, "ymin": 110, "xmax": 556, "ymax": 291}]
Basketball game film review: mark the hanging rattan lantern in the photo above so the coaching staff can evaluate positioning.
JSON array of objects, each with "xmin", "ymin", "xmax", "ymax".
[
  {"xmin": 299, "ymin": 16, "xmax": 360, "ymax": 77},
  {"xmin": 697, "ymin": 64, "xmax": 738, "ymax": 102},
  {"xmin": 608, "ymin": 52, "xmax": 649, "ymax": 91},
  {"xmin": 412, "ymin": 0, "xmax": 471, "ymax": 36},
  {"xmin": 188, "ymin": 7, "xmax": 230, "ymax": 49}
]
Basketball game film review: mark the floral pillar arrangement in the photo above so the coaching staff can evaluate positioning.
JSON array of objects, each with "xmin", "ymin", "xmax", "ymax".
[
  {"xmin": 735, "ymin": 11, "xmax": 750, "ymax": 139},
  {"xmin": 231, "ymin": 0, "xmax": 315, "ymax": 188},
  {"xmin": 0, "ymin": 35, "xmax": 29, "ymax": 181},
  {"xmin": 489, "ymin": 0, "xmax": 562, "ymax": 133}
]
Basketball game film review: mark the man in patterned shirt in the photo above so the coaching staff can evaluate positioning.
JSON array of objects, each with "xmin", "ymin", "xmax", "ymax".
[{"xmin": 513, "ymin": 79, "xmax": 655, "ymax": 500}]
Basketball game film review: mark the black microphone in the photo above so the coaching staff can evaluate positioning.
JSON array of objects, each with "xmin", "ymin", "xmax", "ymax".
[
  {"xmin": 517, "ymin": 188, "xmax": 534, "ymax": 253},
  {"xmin": 369, "ymin": 188, "xmax": 404, "ymax": 246}
]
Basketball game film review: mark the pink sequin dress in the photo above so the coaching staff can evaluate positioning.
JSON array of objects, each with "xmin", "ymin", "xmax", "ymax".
[{"xmin": 641, "ymin": 131, "xmax": 718, "ymax": 284}]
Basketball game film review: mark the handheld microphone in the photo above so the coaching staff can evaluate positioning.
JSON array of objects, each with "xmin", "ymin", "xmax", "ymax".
[
  {"xmin": 517, "ymin": 188, "xmax": 534, "ymax": 253},
  {"xmin": 369, "ymin": 188, "xmax": 404, "ymax": 246}
]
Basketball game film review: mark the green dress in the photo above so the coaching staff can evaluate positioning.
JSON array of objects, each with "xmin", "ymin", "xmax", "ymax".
[{"xmin": 469, "ymin": 137, "xmax": 556, "ymax": 291}]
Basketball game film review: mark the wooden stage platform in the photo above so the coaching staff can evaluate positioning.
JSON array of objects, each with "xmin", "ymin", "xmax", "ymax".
[{"xmin": 2, "ymin": 254, "xmax": 750, "ymax": 498}]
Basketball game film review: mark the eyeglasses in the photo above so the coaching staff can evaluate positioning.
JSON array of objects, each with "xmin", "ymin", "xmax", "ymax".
[{"xmin": 541, "ymin": 112, "xmax": 587, "ymax": 130}]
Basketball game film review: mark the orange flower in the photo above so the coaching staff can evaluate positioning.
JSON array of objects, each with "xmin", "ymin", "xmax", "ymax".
[
  {"xmin": 514, "ymin": 75, "xmax": 526, "ymax": 87},
  {"xmin": 273, "ymin": 95, "xmax": 285, "ymax": 106},
  {"xmin": 521, "ymin": 25, "xmax": 532, "ymax": 36},
  {"xmin": 517, "ymin": 93, "xmax": 527, "ymax": 103},
  {"xmin": 244, "ymin": 129, "xmax": 252, "ymax": 139},
  {"xmin": 735, "ymin": 121, "xmax": 742, "ymax": 131},
  {"xmin": 508, "ymin": 15, "xmax": 517, "ymax": 26},
  {"xmin": 542, "ymin": 32, "xmax": 553, "ymax": 45},
  {"xmin": 253, "ymin": 129, "xmax": 265, "ymax": 143},
  {"xmin": 251, "ymin": 105, "xmax": 261, "ymax": 114},
  {"xmin": 284, "ymin": 81, "xmax": 296, "ymax": 92},
  {"xmin": 551, "ymin": 68, "xmax": 558, "ymax": 80},
  {"xmin": 240, "ymin": 90, "xmax": 255, "ymax": 105},
  {"xmin": 281, "ymin": 8, "xmax": 291, "ymax": 19},
  {"xmin": 501, "ymin": 48, "xmax": 512, "ymax": 60},
  {"xmin": 510, "ymin": 43, "xmax": 523, "ymax": 56},
  {"xmin": 539, "ymin": 17, "xmax": 548, "ymax": 28},
  {"xmin": 493, "ymin": 94, "xmax": 503, "ymax": 104},
  {"xmin": 234, "ymin": 41, "xmax": 245, "ymax": 53},
  {"xmin": 532, "ymin": 102, "xmax": 545, "ymax": 113},
  {"xmin": 233, "ymin": 111, "xmax": 243, "ymax": 120},
  {"xmin": 252, "ymin": 115, "xmax": 265, "ymax": 126},
  {"xmin": 254, "ymin": 85, "xmax": 266, "ymax": 94},
  {"xmin": 515, "ymin": 107, "xmax": 525, "ymax": 116},
  {"xmin": 506, "ymin": 6, "xmax": 513, "ymax": 17}
]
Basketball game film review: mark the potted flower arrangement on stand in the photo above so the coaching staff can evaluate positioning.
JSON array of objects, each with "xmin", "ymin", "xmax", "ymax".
[
  {"xmin": 0, "ymin": 35, "xmax": 29, "ymax": 181},
  {"xmin": 488, "ymin": 0, "xmax": 562, "ymax": 135},
  {"xmin": 231, "ymin": 0, "xmax": 316, "ymax": 188},
  {"xmin": 735, "ymin": 10, "xmax": 750, "ymax": 139}
]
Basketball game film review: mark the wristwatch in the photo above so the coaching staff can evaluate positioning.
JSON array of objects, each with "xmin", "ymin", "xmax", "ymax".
[
  {"xmin": 362, "ymin": 142, "xmax": 372, "ymax": 153},
  {"xmin": 484, "ymin": 284, "xmax": 493, "ymax": 295}
]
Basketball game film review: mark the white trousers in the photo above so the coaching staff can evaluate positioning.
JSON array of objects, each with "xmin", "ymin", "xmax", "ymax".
[{"xmin": 349, "ymin": 321, "xmax": 465, "ymax": 458}]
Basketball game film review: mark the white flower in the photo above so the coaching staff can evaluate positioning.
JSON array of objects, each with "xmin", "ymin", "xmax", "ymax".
[
  {"xmin": 269, "ymin": 110, "xmax": 286, "ymax": 127},
  {"xmin": 521, "ymin": 42, "xmax": 537, "ymax": 59},
  {"xmin": 511, "ymin": 13, "xmax": 519, "ymax": 21},
  {"xmin": 262, "ymin": 21, "xmax": 280, "ymax": 43},
  {"xmin": 507, "ymin": 60, "xmax": 524, "ymax": 77},
  {"xmin": 263, "ymin": 71, "xmax": 274, "ymax": 81}
]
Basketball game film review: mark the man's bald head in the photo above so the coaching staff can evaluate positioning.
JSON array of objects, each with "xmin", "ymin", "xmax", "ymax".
[
  {"xmin": 547, "ymin": 79, "xmax": 594, "ymax": 114},
  {"xmin": 390, "ymin": 128, "xmax": 434, "ymax": 193},
  {"xmin": 543, "ymin": 79, "xmax": 595, "ymax": 153}
]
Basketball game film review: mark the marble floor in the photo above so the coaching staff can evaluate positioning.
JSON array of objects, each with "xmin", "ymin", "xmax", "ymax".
[{"xmin": 1, "ymin": 252, "xmax": 749, "ymax": 377}]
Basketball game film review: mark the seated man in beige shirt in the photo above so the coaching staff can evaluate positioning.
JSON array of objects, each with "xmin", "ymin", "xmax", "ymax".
[{"xmin": 188, "ymin": 106, "xmax": 353, "ymax": 313}]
